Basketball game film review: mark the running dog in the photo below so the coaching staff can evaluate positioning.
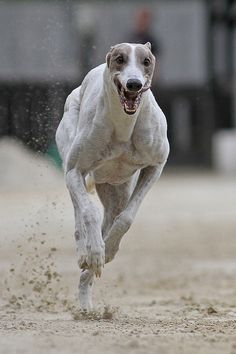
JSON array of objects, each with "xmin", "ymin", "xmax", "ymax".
[{"xmin": 56, "ymin": 42, "xmax": 169, "ymax": 310}]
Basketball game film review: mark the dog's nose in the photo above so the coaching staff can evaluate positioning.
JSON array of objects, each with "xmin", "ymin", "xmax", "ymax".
[{"xmin": 126, "ymin": 79, "xmax": 142, "ymax": 92}]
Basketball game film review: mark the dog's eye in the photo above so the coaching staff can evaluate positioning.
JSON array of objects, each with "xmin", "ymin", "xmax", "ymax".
[
  {"xmin": 116, "ymin": 56, "xmax": 124, "ymax": 64},
  {"xmin": 144, "ymin": 58, "xmax": 151, "ymax": 67}
]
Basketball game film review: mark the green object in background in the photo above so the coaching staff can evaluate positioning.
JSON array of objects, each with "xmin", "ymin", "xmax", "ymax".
[{"xmin": 46, "ymin": 142, "xmax": 62, "ymax": 169}]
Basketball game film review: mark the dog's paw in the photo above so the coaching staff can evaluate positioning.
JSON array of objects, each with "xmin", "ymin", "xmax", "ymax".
[
  {"xmin": 79, "ymin": 270, "xmax": 94, "ymax": 311},
  {"xmin": 104, "ymin": 211, "xmax": 133, "ymax": 263},
  {"xmin": 86, "ymin": 239, "xmax": 105, "ymax": 277},
  {"xmin": 104, "ymin": 236, "xmax": 119, "ymax": 264},
  {"xmin": 76, "ymin": 236, "xmax": 88, "ymax": 269}
]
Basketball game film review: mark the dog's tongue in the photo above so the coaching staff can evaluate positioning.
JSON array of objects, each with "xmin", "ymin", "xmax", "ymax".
[
  {"xmin": 122, "ymin": 89, "xmax": 140, "ymax": 114},
  {"xmin": 125, "ymin": 98, "xmax": 135, "ymax": 110}
]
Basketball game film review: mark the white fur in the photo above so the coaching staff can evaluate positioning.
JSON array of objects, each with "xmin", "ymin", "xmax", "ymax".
[
  {"xmin": 118, "ymin": 44, "xmax": 146, "ymax": 88},
  {"xmin": 56, "ymin": 43, "xmax": 169, "ymax": 310}
]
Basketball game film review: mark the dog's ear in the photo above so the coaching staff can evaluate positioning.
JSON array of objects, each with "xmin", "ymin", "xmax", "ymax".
[
  {"xmin": 106, "ymin": 46, "xmax": 114, "ymax": 68},
  {"xmin": 145, "ymin": 42, "xmax": 152, "ymax": 51}
]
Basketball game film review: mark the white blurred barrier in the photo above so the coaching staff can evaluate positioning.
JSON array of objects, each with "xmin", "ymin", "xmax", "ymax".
[
  {"xmin": 0, "ymin": 138, "xmax": 63, "ymax": 192},
  {"xmin": 212, "ymin": 130, "xmax": 236, "ymax": 174}
]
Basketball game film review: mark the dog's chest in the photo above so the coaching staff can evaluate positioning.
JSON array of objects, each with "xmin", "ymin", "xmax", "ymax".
[{"xmin": 93, "ymin": 138, "xmax": 155, "ymax": 184}]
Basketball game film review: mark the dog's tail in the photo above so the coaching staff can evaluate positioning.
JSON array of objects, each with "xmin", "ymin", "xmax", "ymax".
[{"xmin": 85, "ymin": 174, "xmax": 96, "ymax": 194}]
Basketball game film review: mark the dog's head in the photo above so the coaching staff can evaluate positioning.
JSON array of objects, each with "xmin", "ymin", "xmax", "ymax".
[{"xmin": 106, "ymin": 42, "xmax": 155, "ymax": 115}]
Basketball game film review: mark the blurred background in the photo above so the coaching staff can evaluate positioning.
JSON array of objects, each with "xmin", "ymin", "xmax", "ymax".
[
  {"xmin": 0, "ymin": 0, "xmax": 236, "ymax": 170},
  {"xmin": 1, "ymin": 3, "xmax": 236, "ymax": 351}
]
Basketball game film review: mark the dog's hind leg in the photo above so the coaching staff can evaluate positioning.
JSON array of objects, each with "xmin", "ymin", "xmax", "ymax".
[
  {"xmin": 71, "ymin": 194, "xmax": 95, "ymax": 311},
  {"xmin": 96, "ymin": 179, "xmax": 134, "ymax": 262},
  {"xmin": 79, "ymin": 269, "xmax": 94, "ymax": 311},
  {"xmin": 104, "ymin": 164, "xmax": 166, "ymax": 263},
  {"xmin": 77, "ymin": 178, "xmax": 133, "ymax": 311}
]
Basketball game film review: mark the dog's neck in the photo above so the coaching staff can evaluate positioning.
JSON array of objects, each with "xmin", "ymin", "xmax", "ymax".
[{"xmin": 103, "ymin": 68, "xmax": 142, "ymax": 142}]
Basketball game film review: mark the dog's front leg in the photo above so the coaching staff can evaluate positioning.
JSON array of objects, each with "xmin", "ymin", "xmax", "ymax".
[
  {"xmin": 66, "ymin": 167, "xmax": 105, "ymax": 277},
  {"xmin": 104, "ymin": 163, "xmax": 166, "ymax": 263}
]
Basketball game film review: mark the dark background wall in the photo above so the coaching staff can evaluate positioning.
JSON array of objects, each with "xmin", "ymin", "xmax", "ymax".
[{"xmin": 0, "ymin": 0, "xmax": 235, "ymax": 166}]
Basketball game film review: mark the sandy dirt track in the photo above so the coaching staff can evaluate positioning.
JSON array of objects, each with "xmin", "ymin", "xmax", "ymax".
[{"xmin": 0, "ymin": 140, "xmax": 236, "ymax": 354}]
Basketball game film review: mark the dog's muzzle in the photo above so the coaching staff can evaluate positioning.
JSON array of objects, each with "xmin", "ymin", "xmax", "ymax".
[{"xmin": 115, "ymin": 77, "xmax": 150, "ymax": 115}]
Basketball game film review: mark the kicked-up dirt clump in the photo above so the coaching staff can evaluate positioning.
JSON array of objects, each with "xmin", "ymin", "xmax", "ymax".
[{"xmin": 3, "ymin": 236, "xmax": 73, "ymax": 313}]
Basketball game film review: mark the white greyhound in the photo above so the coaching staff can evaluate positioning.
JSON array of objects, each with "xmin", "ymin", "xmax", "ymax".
[{"xmin": 56, "ymin": 42, "xmax": 169, "ymax": 310}]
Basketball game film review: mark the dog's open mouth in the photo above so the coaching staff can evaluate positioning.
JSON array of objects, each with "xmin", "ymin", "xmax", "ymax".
[{"xmin": 115, "ymin": 79, "xmax": 150, "ymax": 115}]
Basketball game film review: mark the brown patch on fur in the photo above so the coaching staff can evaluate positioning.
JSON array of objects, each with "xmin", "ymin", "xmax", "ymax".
[
  {"xmin": 106, "ymin": 44, "xmax": 131, "ymax": 71},
  {"xmin": 135, "ymin": 45, "xmax": 155, "ymax": 83}
]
